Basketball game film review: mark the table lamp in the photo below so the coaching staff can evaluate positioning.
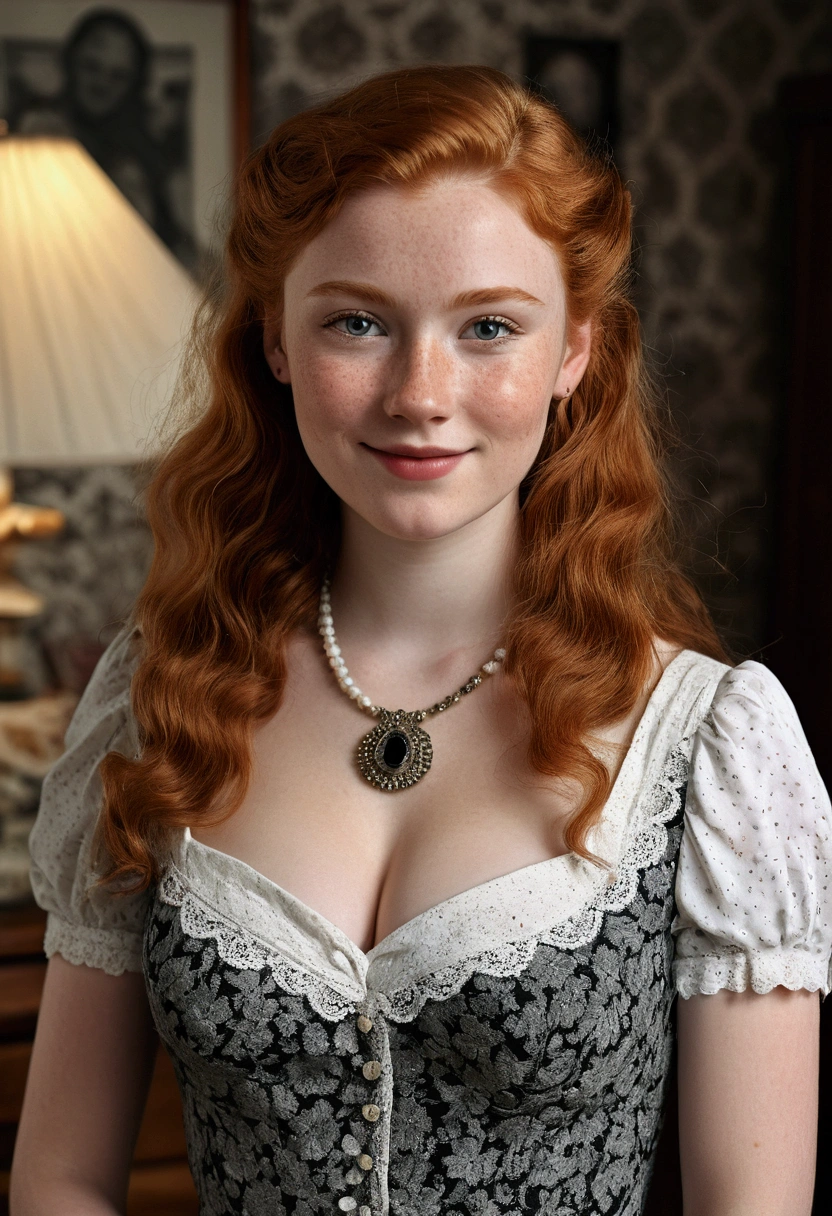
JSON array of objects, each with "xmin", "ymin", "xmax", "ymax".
[{"xmin": 0, "ymin": 131, "xmax": 198, "ymax": 695}]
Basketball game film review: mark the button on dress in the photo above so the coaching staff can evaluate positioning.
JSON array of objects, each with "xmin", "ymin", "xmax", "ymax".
[{"xmin": 28, "ymin": 628, "xmax": 832, "ymax": 1215}]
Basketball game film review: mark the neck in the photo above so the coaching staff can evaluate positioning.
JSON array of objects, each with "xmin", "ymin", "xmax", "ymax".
[{"xmin": 329, "ymin": 495, "xmax": 518, "ymax": 661}]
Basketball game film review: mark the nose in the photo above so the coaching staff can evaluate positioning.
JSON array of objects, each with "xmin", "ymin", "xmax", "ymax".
[{"xmin": 383, "ymin": 336, "xmax": 453, "ymax": 425}]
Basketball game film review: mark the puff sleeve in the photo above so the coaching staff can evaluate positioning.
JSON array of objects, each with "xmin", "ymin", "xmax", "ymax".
[
  {"xmin": 672, "ymin": 661, "xmax": 832, "ymax": 998},
  {"xmin": 28, "ymin": 624, "xmax": 148, "ymax": 975}
]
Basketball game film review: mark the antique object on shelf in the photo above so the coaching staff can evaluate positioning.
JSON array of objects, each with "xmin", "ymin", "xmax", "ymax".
[
  {"xmin": 0, "ymin": 693, "xmax": 77, "ymax": 905},
  {"xmin": 0, "ymin": 470, "xmax": 63, "ymax": 700}
]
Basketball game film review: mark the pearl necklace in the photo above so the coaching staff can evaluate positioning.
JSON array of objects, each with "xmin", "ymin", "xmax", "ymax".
[{"xmin": 318, "ymin": 578, "xmax": 505, "ymax": 791}]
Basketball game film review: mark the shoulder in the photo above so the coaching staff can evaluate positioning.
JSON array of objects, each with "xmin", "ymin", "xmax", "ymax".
[
  {"xmin": 692, "ymin": 659, "xmax": 825, "ymax": 807},
  {"xmin": 684, "ymin": 656, "xmax": 830, "ymax": 865},
  {"xmin": 648, "ymin": 646, "xmax": 815, "ymax": 758},
  {"xmin": 27, "ymin": 622, "xmax": 148, "ymax": 976},
  {"xmin": 672, "ymin": 659, "xmax": 832, "ymax": 998},
  {"xmin": 64, "ymin": 622, "xmax": 142, "ymax": 750},
  {"xmin": 704, "ymin": 658, "xmax": 805, "ymax": 730}
]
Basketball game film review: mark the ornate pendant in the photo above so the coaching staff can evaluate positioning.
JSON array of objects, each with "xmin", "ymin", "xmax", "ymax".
[{"xmin": 357, "ymin": 709, "xmax": 433, "ymax": 791}]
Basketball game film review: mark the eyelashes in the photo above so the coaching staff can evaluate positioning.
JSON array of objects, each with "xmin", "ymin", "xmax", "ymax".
[
  {"xmin": 322, "ymin": 311, "xmax": 522, "ymax": 343},
  {"xmin": 463, "ymin": 316, "xmax": 521, "ymax": 341},
  {"xmin": 324, "ymin": 311, "xmax": 384, "ymax": 338}
]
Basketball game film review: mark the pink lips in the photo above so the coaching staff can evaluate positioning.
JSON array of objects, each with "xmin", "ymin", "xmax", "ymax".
[{"xmin": 363, "ymin": 443, "xmax": 469, "ymax": 481}]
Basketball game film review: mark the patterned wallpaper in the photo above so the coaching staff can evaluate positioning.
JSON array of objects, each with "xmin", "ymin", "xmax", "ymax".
[
  {"xmin": 13, "ymin": 0, "xmax": 832, "ymax": 686},
  {"xmin": 13, "ymin": 465, "xmax": 153, "ymax": 690},
  {"xmin": 249, "ymin": 0, "xmax": 832, "ymax": 650}
]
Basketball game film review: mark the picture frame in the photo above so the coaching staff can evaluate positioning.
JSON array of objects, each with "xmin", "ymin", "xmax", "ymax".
[
  {"xmin": 525, "ymin": 34, "xmax": 620, "ymax": 154},
  {"xmin": 0, "ymin": 0, "xmax": 250, "ymax": 271}
]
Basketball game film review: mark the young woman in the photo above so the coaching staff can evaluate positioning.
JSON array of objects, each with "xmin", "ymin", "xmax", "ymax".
[{"xmin": 12, "ymin": 66, "xmax": 831, "ymax": 1216}]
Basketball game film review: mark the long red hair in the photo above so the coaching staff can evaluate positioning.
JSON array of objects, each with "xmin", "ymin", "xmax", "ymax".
[{"xmin": 98, "ymin": 65, "xmax": 728, "ymax": 888}]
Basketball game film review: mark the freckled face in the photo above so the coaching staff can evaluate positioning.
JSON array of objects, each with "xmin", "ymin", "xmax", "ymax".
[{"xmin": 265, "ymin": 178, "xmax": 589, "ymax": 541}]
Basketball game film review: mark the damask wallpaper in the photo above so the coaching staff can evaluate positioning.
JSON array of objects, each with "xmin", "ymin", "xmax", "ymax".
[{"xmin": 14, "ymin": 0, "xmax": 832, "ymax": 678}]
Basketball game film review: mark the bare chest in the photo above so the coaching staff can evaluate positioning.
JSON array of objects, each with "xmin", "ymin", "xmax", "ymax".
[{"xmin": 190, "ymin": 633, "xmax": 640, "ymax": 953}]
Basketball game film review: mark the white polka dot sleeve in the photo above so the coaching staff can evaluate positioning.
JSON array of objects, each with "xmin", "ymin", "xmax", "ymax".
[
  {"xmin": 672, "ymin": 660, "xmax": 832, "ymax": 998},
  {"xmin": 27, "ymin": 624, "xmax": 149, "ymax": 975}
]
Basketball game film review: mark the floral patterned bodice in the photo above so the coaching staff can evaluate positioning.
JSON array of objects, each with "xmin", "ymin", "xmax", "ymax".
[
  {"xmin": 28, "ymin": 632, "xmax": 832, "ymax": 1216},
  {"xmin": 144, "ymin": 748, "xmax": 687, "ymax": 1216}
]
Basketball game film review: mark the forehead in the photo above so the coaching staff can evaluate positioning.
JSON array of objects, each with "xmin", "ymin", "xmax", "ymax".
[{"xmin": 285, "ymin": 178, "xmax": 564, "ymax": 304}]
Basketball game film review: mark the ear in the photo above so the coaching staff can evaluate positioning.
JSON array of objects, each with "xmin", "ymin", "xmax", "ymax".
[
  {"xmin": 263, "ymin": 315, "xmax": 292, "ymax": 385},
  {"xmin": 553, "ymin": 318, "xmax": 593, "ymax": 399}
]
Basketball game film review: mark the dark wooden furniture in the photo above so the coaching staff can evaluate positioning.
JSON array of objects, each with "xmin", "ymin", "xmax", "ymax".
[
  {"xmin": 771, "ymin": 73, "xmax": 832, "ymax": 788},
  {"xmin": 0, "ymin": 903, "xmax": 198, "ymax": 1215},
  {"xmin": 643, "ymin": 1037, "xmax": 683, "ymax": 1215},
  {"xmin": 771, "ymin": 73, "xmax": 832, "ymax": 1216}
]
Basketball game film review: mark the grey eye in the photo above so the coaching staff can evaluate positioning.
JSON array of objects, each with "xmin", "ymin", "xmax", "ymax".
[
  {"xmin": 344, "ymin": 316, "xmax": 373, "ymax": 335},
  {"xmin": 473, "ymin": 319, "xmax": 503, "ymax": 340}
]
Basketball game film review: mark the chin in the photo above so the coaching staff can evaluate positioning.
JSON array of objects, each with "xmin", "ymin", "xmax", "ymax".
[{"xmin": 361, "ymin": 499, "xmax": 493, "ymax": 543}]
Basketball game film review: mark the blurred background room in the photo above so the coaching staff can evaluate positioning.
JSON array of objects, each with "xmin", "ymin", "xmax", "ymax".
[{"xmin": 0, "ymin": 1, "xmax": 829, "ymax": 1213}]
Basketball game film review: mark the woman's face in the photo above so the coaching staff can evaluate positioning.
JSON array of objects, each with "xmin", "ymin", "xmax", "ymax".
[{"xmin": 264, "ymin": 178, "xmax": 591, "ymax": 542}]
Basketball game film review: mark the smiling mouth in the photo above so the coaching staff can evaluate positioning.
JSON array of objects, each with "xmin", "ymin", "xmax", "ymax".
[
  {"xmin": 361, "ymin": 443, "xmax": 471, "ymax": 481},
  {"xmin": 362, "ymin": 443, "xmax": 469, "ymax": 458}
]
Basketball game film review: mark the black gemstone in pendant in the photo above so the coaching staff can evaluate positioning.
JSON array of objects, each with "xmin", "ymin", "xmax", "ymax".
[
  {"xmin": 381, "ymin": 730, "xmax": 410, "ymax": 770},
  {"xmin": 357, "ymin": 709, "xmax": 433, "ymax": 791}
]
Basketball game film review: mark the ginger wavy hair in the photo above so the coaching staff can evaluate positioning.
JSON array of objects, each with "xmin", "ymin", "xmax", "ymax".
[{"xmin": 98, "ymin": 65, "xmax": 728, "ymax": 889}]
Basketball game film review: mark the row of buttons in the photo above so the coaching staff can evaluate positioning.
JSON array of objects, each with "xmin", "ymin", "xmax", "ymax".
[
  {"xmin": 343, "ymin": 1134, "xmax": 374, "ymax": 1172},
  {"xmin": 337, "ymin": 1199, "xmax": 371, "ymax": 1214},
  {"xmin": 359, "ymin": 1013, "xmax": 381, "ymax": 1124},
  {"xmin": 339, "ymin": 1013, "xmax": 379, "ymax": 1215}
]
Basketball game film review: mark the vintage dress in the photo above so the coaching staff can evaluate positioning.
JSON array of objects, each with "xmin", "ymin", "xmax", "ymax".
[{"xmin": 28, "ymin": 629, "xmax": 832, "ymax": 1216}]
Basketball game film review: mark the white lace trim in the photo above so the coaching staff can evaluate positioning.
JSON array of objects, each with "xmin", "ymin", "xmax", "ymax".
[
  {"xmin": 44, "ymin": 912, "xmax": 144, "ymax": 976},
  {"xmin": 158, "ymin": 746, "xmax": 691, "ymax": 1023},
  {"xmin": 674, "ymin": 948, "xmax": 832, "ymax": 998},
  {"xmin": 158, "ymin": 870, "xmax": 359, "ymax": 1020},
  {"xmin": 379, "ymin": 745, "xmax": 690, "ymax": 1022}
]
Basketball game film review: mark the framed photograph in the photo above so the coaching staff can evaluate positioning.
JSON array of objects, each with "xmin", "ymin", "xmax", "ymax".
[
  {"xmin": 0, "ymin": 0, "xmax": 250, "ymax": 270},
  {"xmin": 525, "ymin": 34, "xmax": 620, "ymax": 153}
]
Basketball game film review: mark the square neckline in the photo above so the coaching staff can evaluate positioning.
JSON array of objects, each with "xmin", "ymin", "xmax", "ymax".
[{"xmin": 177, "ymin": 647, "xmax": 700, "ymax": 962}]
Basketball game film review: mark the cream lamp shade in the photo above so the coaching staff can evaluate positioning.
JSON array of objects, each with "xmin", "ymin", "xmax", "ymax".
[{"xmin": 0, "ymin": 134, "xmax": 198, "ymax": 466}]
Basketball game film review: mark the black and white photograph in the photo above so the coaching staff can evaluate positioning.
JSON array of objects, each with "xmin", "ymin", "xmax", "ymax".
[
  {"xmin": 525, "ymin": 35, "xmax": 620, "ymax": 153},
  {"xmin": 0, "ymin": 1, "xmax": 242, "ymax": 269}
]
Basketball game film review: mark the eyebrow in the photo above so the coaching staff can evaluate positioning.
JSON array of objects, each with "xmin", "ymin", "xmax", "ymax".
[
  {"xmin": 306, "ymin": 280, "xmax": 397, "ymax": 307},
  {"xmin": 449, "ymin": 287, "xmax": 544, "ymax": 309},
  {"xmin": 306, "ymin": 280, "xmax": 545, "ymax": 309}
]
